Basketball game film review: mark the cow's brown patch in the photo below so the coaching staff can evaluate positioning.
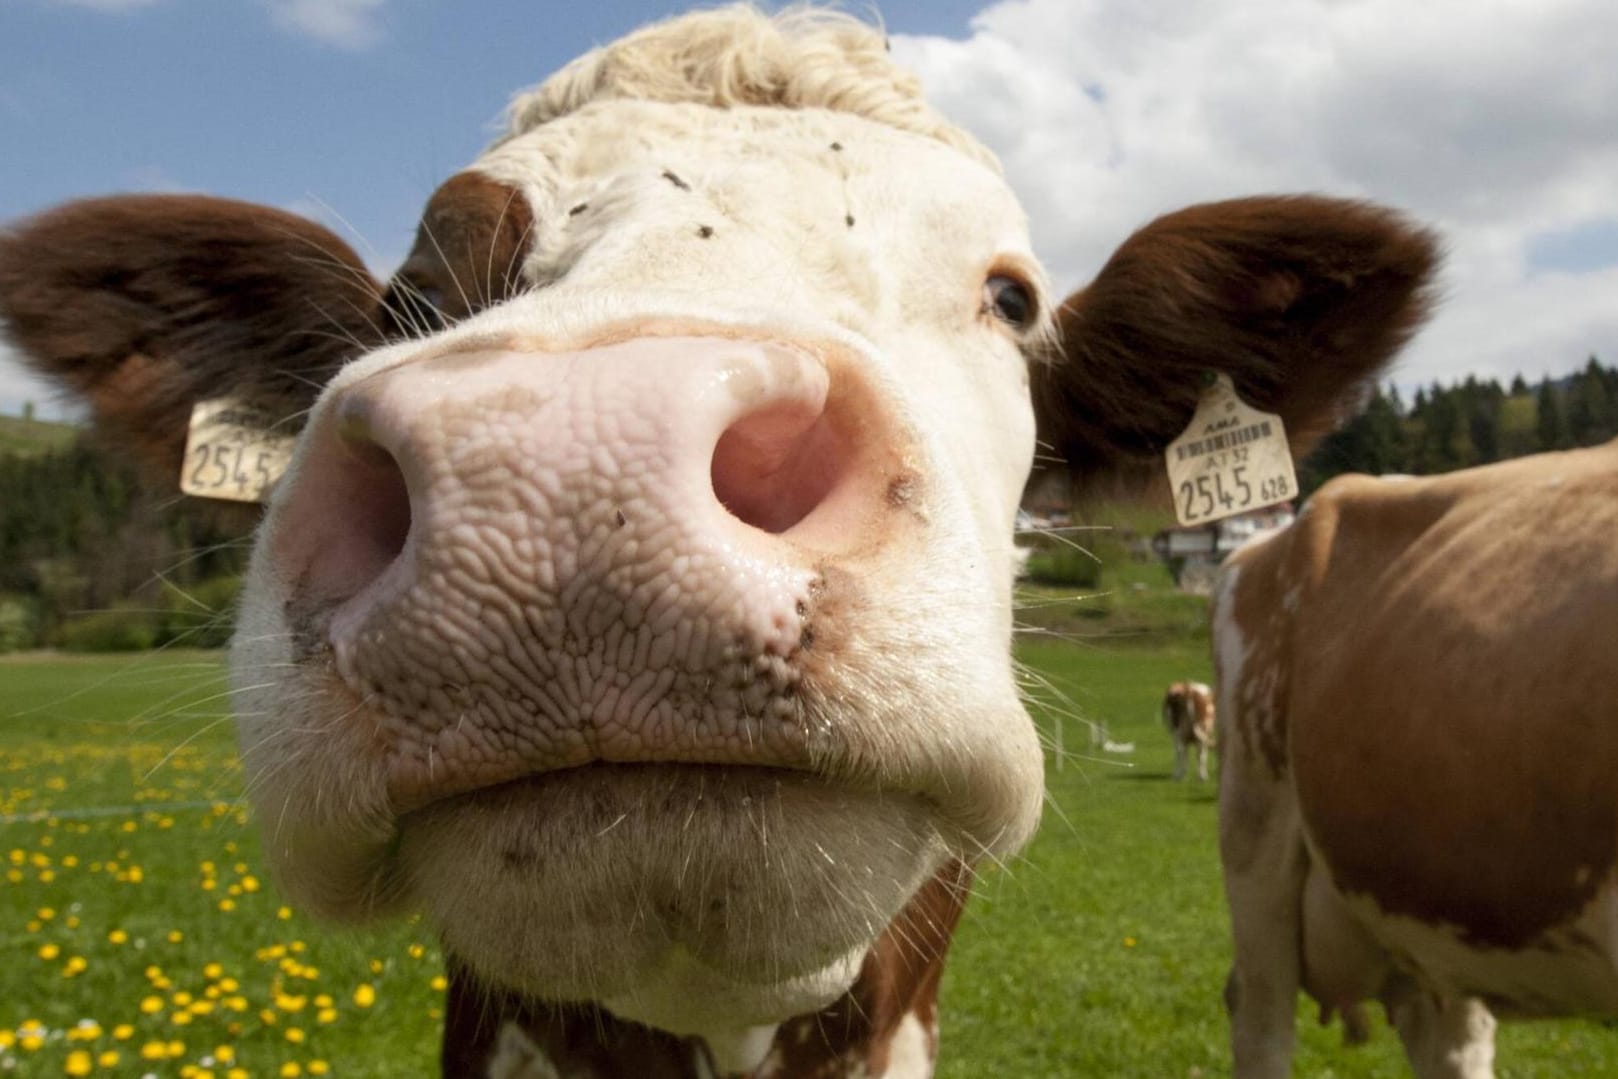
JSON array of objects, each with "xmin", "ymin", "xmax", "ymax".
[{"xmin": 1270, "ymin": 453, "xmax": 1618, "ymax": 948}]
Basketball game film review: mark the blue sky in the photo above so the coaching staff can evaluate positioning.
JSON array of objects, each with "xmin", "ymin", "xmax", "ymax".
[
  {"xmin": 1, "ymin": 1, "xmax": 985, "ymax": 270},
  {"xmin": 3, "ymin": 0, "xmax": 1616, "ymax": 416}
]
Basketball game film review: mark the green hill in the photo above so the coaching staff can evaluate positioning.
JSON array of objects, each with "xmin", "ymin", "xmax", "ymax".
[{"xmin": 0, "ymin": 411, "xmax": 79, "ymax": 457}]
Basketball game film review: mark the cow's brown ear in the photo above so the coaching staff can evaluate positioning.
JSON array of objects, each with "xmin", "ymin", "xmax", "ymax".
[
  {"xmin": 0, "ymin": 194, "xmax": 386, "ymax": 485},
  {"xmin": 1032, "ymin": 195, "xmax": 1440, "ymax": 497}
]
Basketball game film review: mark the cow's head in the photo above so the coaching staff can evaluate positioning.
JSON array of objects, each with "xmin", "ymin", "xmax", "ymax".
[{"xmin": 0, "ymin": 5, "xmax": 1437, "ymax": 1050}]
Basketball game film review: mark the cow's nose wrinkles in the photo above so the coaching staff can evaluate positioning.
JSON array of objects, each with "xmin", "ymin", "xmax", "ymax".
[{"xmin": 267, "ymin": 333, "xmax": 907, "ymax": 782}]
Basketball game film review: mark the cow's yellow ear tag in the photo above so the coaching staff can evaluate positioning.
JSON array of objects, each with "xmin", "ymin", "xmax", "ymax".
[
  {"xmin": 1164, "ymin": 375, "xmax": 1296, "ymax": 526},
  {"xmin": 180, "ymin": 398, "xmax": 296, "ymax": 504}
]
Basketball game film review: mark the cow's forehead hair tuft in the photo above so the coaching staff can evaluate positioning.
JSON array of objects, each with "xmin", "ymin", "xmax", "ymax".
[{"xmin": 491, "ymin": 3, "xmax": 999, "ymax": 174}]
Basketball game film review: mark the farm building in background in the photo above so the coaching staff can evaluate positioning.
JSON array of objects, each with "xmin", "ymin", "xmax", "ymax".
[{"xmin": 1150, "ymin": 505, "xmax": 1295, "ymax": 594}]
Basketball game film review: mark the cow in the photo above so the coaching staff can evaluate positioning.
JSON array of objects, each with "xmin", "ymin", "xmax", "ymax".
[
  {"xmin": 0, "ymin": 6, "xmax": 1438, "ymax": 1076},
  {"xmin": 1216, "ymin": 447, "xmax": 1618, "ymax": 1079},
  {"xmin": 1163, "ymin": 680, "xmax": 1216, "ymax": 781}
]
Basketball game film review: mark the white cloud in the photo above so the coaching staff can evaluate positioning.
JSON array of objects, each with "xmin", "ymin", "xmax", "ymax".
[
  {"xmin": 262, "ymin": 0, "xmax": 386, "ymax": 50},
  {"xmin": 892, "ymin": 0, "xmax": 1618, "ymax": 386}
]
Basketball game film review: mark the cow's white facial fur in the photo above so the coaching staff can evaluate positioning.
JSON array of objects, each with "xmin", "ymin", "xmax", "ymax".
[{"xmin": 230, "ymin": 14, "xmax": 1048, "ymax": 1041}]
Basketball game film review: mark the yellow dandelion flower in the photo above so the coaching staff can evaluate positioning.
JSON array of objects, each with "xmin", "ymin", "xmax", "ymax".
[
  {"xmin": 97, "ymin": 1051, "xmax": 120, "ymax": 1067},
  {"xmin": 126, "ymin": 866, "xmax": 145, "ymax": 883},
  {"xmin": 316, "ymin": 1008, "xmax": 337, "ymax": 1024},
  {"xmin": 140, "ymin": 996, "xmax": 164, "ymax": 1015},
  {"xmin": 280, "ymin": 1063, "xmax": 302, "ymax": 1078},
  {"xmin": 308, "ymin": 1062, "xmax": 330, "ymax": 1076},
  {"xmin": 38, "ymin": 943, "xmax": 61, "ymax": 961},
  {"xmin": 62, "ymin": 955, "xmax": 88, "ymax": 976},
  {"xmin": 430, "ymin": 975, "xmax": 447, "ymax": 992},
  {"xmin": 277, "ymin": 906, "xmax": 293, "ymax": 920},
  {"xmin": 227, "ymin": 1070, "xmax": 249, "ymax": 1079},
  {"xmin": 140, "ymin": 1042, "xmax": 169, "ymax": 1061},
  {"xmin": 219, "ymin": 977, "xmax": 240, "ymax": 993},
  {"xmin": 64, "ymin": 1049, "xmax": 94, "ymax": 1076},
  {"xmin": 113, "ymin": 1024, "xmax": 135, "ymax": 1040},
  {"xmin": 218, "ymin": 899, "xmax": 236, "ymax": 912},
  {"xmin": 167, "ymin": 1039, "xmax": 185, "ymax": 1057},
  {"xmin": 171, "ymin": 1011, "xmax": 194, "ymax": 1026},
  {"xmin": 313, "ymin": 995, "xmax": 333, "ymax": 1009},
  {"xmin": 37, "ymin": 906, "xmax": 55, "ymax": 919},
  {"xmin": 407, "ymin": 943, "xmax": 425, "ymax": 959},
  {"xmin": 108, "ymin": 929, "xmax": 129, "ymax": 945},
  {"xmin": 0, "ymin": 1031, "xmax": 14, "ymax": 1050},
  {"xmin": 204, "ymin": 962, "xmax": 225, "ymax": 980},
  {"xmin": 214, "ymin": 1045, "xmax": 236, "ymax": 1063},
  {"xmin": 168, "ymin": 930, "xmax": 185, "ymax": 943},
  {"xmin": 352, "ymin": 983, "xmax": 377, "ymax": 1008},
  {"xmin": 285, "ymin": 1027, "xmax": 306, "ymax": 1044},
  {"xmin": 242, "ymin": 875, "xmax": 261, "ymax": 893},
  {"xmin": 173, "ymin": 991, "xmax": 194, "ymax": 1007}
]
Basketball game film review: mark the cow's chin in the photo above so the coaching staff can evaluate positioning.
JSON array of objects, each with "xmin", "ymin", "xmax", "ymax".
[{"xmin": 398, "ymin": 765, "xmax": 944, "ymax": 1035}]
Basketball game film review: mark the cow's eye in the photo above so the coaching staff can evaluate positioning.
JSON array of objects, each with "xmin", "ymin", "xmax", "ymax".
[
  {"xmin": 984, "ymin": 274, "xmax": 1036, "ymax": 331},
  {"xmin": 384, "ymin": 280, "xmax": 448, "ymax": 337}
]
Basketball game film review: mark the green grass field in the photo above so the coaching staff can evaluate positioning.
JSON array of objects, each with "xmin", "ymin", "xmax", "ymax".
[{"xmin": 3, "ymin": 646, "xmax": 1614, "ymax": 1077}]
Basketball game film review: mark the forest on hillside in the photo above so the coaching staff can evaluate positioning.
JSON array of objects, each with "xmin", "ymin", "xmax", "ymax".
[
  {"xmin": 1297, "ymin": 356, "xmax": 1618, "ymax": 494},
  {"xmin": 1, "ymin": 355, "xmax": 1615, "ymax": 651}
]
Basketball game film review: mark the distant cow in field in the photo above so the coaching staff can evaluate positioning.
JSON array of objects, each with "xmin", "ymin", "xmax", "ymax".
[
  {"xmin": 1163, "ymin": 680, "xmax": 1216, "ymax": 781},
  {"xmin": 0, "ymin": 6, "xmax": 1437, "ymax": 1076},
  {"xmin": 1216, "ymin": 448, "xmax": 1618, "ymax": 1079}
]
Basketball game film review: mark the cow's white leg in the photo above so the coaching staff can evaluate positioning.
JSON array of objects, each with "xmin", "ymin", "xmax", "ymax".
[
  {"xmin": 1216, "ymin": 562, "xmax": 1305, "ymax": 1079},
  {"xmin": 1196, "ymin": 740, "xmax": 1210, "ymax": 782},
  {"xmin": 1388, "ymin": 990, "xmax": 1497, "ymax": 1079},
  {"xmin": 1173, "ymin": 739, "xmax": 1188, "ymax": 781}
]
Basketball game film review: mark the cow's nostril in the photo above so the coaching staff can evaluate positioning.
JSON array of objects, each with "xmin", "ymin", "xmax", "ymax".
[
  {"xmin": 336, "ymin": 433, "xmax": 413, "ymax": 589},
  {"xmin": 711, "ymin": 398, "xmax": 847, "ymax": 535},
  {"xmin": 276, "ymin": 418, "xmax": 413, "ymax": 611}
]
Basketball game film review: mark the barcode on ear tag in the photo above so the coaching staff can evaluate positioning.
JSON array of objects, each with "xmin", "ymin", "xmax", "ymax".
[
  {"xmin": 1164, "ymin": 374, "xmax": 1296, "ymax": 527},
  {"xmin": 180, "ymin": 398, "xmax": 296, "ymax": 504}
]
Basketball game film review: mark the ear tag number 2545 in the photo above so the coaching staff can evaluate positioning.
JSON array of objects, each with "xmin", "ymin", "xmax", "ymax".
[
  {"xmin": 1164, "ymin": 375, "xmax": 1296, "ymax": 527},
  {"xmin": 180, "ymin": 398, "xmax": 296, "ymax": 504}
]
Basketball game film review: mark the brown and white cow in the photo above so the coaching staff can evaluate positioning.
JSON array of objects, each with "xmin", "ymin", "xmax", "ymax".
[
  {"xmin": 1163, "ymin": 680, "xmax": 1217, "ymax": 781},
  {"xmin": 1216, "ymin": 447, "xmax": 1618, "ymax": 1078},
  {"xmin": 0, "ymin": 7, "xmax": 1437, "ymax": 1076}
]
